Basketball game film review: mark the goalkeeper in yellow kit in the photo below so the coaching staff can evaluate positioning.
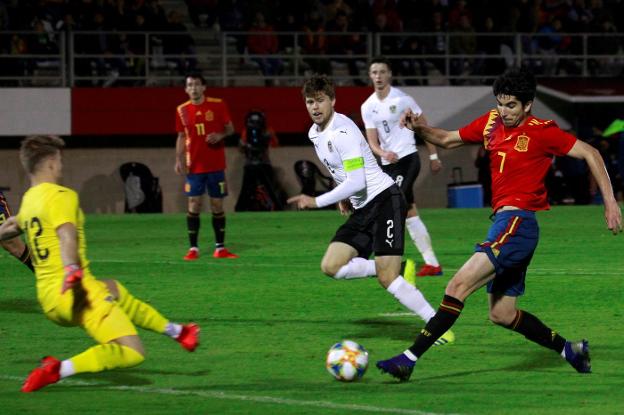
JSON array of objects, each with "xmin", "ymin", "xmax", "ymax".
[{"xmin": 0, "ymin": 135, "xmax": 200, "ymax": 392}]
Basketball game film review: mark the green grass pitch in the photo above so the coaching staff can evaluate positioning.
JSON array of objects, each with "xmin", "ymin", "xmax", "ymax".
[{"xmin": 0, "ymin": 206, "xmax": 622, "ymax": 415}]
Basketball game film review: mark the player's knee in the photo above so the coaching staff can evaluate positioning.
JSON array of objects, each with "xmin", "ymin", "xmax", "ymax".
[
  {"xmin": 489, "ymin": 309, "xmax": 515, "ymax": 326},
  {"xmin": 102, "ymin": 279, "xmax": 121, "ymax": 300},
  {"xmin": 445, "ymin": 278, "xmax": 468, "ymax": 299},
  {"xmin": 320, "ymin": 260, "xmax": 340, "ymax": 278}
]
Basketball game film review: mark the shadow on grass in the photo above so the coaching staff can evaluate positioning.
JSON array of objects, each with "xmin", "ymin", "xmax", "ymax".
[{"xmin": 0, "ymin": 298, "xmax": 40, "ymax": 314}]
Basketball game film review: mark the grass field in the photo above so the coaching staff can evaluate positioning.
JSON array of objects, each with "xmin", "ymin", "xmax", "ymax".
[{"xmin": 0, "ymin": 206, "xmax": 622, "ymax": 415}]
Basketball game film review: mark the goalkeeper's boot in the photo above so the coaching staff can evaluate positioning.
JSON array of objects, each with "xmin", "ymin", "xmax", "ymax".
[
  {"xmin": 376, "ymin": 353, "xmax": 415, "ymax": 382},
  {"xmin": 564, "ymin": 339, "xmax": 591, "ymax": 373},
  {"xmin": 434, "ymin": 329, "xmax": 455, "ymax": 346},
  {"xmin": 176, "ymin": 323, "xmax": 200, "ymax": 352},
  {"xmin": 21, "ymin": 356, "xmax": 61, "ymax": 392},
  {"xmin": 213, "ymin": 248, "xmax": 238, "ymax": 259},
  {"xmin": 417, "ymin": 264, "xmax": 443, "ymax": 277},
  {"xmin": 401, "ymin": 258, "xmax": 417, "ymax": 286},
  {"xmin": 183, "ymin": 248, "xmax": 199, "ymax": 261}
]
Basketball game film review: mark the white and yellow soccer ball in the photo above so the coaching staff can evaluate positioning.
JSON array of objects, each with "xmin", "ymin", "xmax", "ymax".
[{"xmin": 325, "ymin": 340, "xmax": 369, "ymax": 381}]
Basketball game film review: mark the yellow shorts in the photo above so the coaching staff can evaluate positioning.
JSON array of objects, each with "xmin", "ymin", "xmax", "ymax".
[{"xmin": 44, "ymin": 275, "xmax": 138, "ymax": 344}]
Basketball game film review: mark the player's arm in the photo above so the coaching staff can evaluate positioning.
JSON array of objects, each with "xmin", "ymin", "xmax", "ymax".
[
  {"xmin": 175, "ymin": 132, "xmax": 186, "ymax": 175},
  {"xmin": 288, "ymin": 166, "xmax": 365, "ymax": 210},
  {"xmin": 365, "ymin": 128, "xmax": 398, "ymax": 163},
  {"xmin": 416, "ymin": 114, "xmax": 442, "ymax": 173},
  {"xmin": 206, "ymin": 121, "xmax": 235, "ymax": 144},
  {"xmin": 567, "ymin": 140, "xmax": 622, "ymax": 234},
  {"xmin": 401, "ymin": 109, "xmax": 463, "ymax": 149},
  {"xmin": 56, "ymin": 222, "xmax": 84, "ymax": 293},
  {"xmin": 0, "ymin": 216, "xmax": 23, "ymax": 241}
]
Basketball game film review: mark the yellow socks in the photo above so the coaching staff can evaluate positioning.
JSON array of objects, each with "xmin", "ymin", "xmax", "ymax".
[
  {"xmin": 69, "ymin": 344, "xmax": 144, "ymax": 374},
  {"xmin": 114, "ymin": 281, "xmax": 168, "ymax": 334}
]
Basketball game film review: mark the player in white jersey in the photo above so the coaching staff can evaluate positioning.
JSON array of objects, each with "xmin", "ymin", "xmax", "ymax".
[
  {"xmin": 361, "ymin": 57, "xmax": 443, "ymax": 277},
  {"xmin": 288, "ymin": 75, "xmax": 454, "ymax": 346}
]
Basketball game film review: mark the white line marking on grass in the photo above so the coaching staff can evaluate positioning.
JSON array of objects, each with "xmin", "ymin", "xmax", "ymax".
[
  {"xmin": 378, "ymin": 312, "xmax": 417, "ymax": 317},
  {"xmin": 0, "ymin": 375, "xmax": 458, "ymax": 415}
]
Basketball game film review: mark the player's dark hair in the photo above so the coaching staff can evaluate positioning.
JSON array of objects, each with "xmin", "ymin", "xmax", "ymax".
[
  {"xmin": 492, "ymin": 67, "xmax": 536, "ymax": 105},
  {"xmin": 185, "ymin": 72, "xmax": 206, "ymax": 85},
  {"xmin": 369, "ymin": 56, "xmax": 392, "ymax": 72},
  {"xmin": 20, "ymin": 135, "xmax": 65, "ymax": 174},
  {"xmin": 301, "ymin": 74, "xmax": 335, "ymax": 100}
]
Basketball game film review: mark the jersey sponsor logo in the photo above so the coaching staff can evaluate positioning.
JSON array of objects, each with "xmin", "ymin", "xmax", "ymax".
[
  {"xmin": 205, "ymin": 110, "xmax": 214, "ymax": 121},
  {"xmin": 389, "ymin": 105, "xmax": 397, "ymax": 114},
  {"xmin": 327, "ymin": 140, "xmax": 334, "ymax": 152},
  {"xmin": 514, "ymin": 134, "xmax": 530, "ymax": 152}
]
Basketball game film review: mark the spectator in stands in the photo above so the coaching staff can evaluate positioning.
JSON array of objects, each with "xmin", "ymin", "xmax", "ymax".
[
  {"xmin": 326, "ymin": 11, "xmax": 365, "ymax": 85},
  {"xmin": 423, "ymin": 10, "xmax": 449, "ymax": 79},
  {"xmin": 473, "ymin": 16, "xmax": 508, "ymax": 79},
  {"xmin": 185, "ymin": 0, "xmax": 219, "ymax": 29},
  {"xmin": 301, "ymin": 11, "xmax": 331, "ymax": 75},
  {"xmin": 449, "ymin": 13, "xmax": 476, "ymax": 83},
  {"xmin": 163, "ymin": 10, "xmax": 197, "ymax": 75},
  {"xmin": 246, "ymin": 11, "xmax": 283, "ymax": 85},
  {"xmin": 397, "ymin": 36, "xmax": 429, "ymax": 85}
]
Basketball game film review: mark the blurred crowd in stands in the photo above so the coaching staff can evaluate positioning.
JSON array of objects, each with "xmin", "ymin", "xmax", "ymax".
[{"xmin": 1, "ymin": 0, "xmax": 623, "ymax": 86}]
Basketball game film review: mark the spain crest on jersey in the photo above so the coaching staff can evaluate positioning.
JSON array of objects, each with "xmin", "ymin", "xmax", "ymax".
[
  {"xmin": 327, "ymin": 140, "xmax": 334, "ymax": 152},
  {"xmin": 514, "ymin": 134, "xmax": 530, "ymax": 152},
  {"xmin": 389, "ymin": 105, "xmax": 397, "ymax": 113},
  {"xmin": 205, "ymin": 110, "xmax": 214, "ymax": 121}
]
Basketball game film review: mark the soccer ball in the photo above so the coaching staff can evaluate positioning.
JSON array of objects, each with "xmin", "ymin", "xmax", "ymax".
[{"xmin": 325, "ymin": 340, "xmax": 369, "ymax": 382}]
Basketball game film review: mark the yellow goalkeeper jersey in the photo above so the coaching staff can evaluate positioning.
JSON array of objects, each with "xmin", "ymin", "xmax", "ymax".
[{"xmin": 16, "ymin": 182, "xmax": 90, "ymax": 312}]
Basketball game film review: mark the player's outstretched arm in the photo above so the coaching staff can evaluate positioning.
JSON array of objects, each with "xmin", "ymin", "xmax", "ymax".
[
  {"xmin": 400, "ymin": 109, "xmax": 463, "ymax": 149},
  {"xmin": 567, "ymin": 140, "xmax": 622, "ymax": 234},
  {"xmin": 0, "ymin": 216, "xmax": 22, "ymax": 241}
]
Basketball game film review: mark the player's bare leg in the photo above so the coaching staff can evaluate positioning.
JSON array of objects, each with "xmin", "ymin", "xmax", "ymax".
[
  {"xmin": 209, "ymin": 197, "xmax": 237, "ymax": 258},
  {"xmin": 405, "ymin": 204, "xmax": 442, "ymax": 278},
  {"xmin": 321, "ymin": 242, "xmax": 374, "ymax": 279},
  {"xmin": 377, "ymin": 252, "xmax": 493, "ymax": 381}
]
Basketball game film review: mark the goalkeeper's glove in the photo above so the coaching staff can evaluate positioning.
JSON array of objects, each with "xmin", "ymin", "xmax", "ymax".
[{"xmin": 62, "ymin": 264, "xmax": 84, "ymax": 294}]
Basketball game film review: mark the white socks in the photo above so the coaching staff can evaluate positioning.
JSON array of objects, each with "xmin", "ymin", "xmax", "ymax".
[
  {"xmin": 386, "ymin": 276, "xmax": 436, "ymax": 322},
  {"xmin": 60, "ymin": 360, "xmax": 75, "ymax": 379},
  {"xmin": 165, "ymin": 322, "xmax": 183, "ymax": 338},
  {"xmin": 406, "ymin": 216, "xmax": 439, "ymax": 266},
  {"xmin": 334, "ymin": 257, "xmax": 376, "ymax": 279}
]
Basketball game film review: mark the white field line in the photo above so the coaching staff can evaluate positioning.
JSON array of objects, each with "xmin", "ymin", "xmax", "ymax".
[{"xmin": 0, "ymin": 375, "xmax": 459, "ymax": 415}]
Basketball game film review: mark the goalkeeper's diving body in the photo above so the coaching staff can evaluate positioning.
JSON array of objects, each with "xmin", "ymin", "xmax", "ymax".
[{"xmin": 0, "ymin": 135, "xmax": 200, "ymax": 393}]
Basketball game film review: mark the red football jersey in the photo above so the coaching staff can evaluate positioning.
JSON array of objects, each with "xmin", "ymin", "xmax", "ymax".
[
  {"xmin": 459, "ymin": 109, "xmax": 576, "ymax": 211},
  {"xmin": 176, "ymin": 97, "xmax": 232, "ymax": 174}
]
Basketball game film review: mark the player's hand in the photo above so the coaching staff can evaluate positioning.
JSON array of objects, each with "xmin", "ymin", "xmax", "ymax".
[
  {"xmin": 604, "ymin": 200, "xmax": 623, "ymax": 235},
  {"xmin": 62, "ymin": 264, "xmax": 84, "ymax": 294},
  {"xmin": 206, "ymin": 132, "xmax": 223, "ymax": 144},
  {"xmin": 287, "ymin": 194, "xmax": 318, "ymax": 210},
  {"xmin": 174, "ymin": 160, "xmax": 186, "ymax": 175},
  {"xmin": 430, "ymin": 158, "xmax": 442, "ymax": 174},
  {"xmin": 338, "ymin": 200, "xmax": 353, "ymax": 216},
  {"xmin": 384, "ymin": 151, "xmax": 399, "ymax": 163}
]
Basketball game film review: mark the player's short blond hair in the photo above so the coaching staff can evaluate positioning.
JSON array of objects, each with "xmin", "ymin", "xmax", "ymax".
[
  {"xmin": 20, "ymin": 135, "xmax": 65, "ymax": 174},
  {"xmin": 301, "ymin": 74, "xmax": 335, "ymax": 100}
]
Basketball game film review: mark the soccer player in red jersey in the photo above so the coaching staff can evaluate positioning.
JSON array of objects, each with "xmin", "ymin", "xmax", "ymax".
[
  {"xmin": 0, "ymin": 190, "xmax": 34, "ymax": 272},
  {"xmin": 175, "ymin": 73, "xmax": 238, "ymax": 260},
  {"xmin": 377, "ymin": 67, "xmax": 622, "ymax": 381}
]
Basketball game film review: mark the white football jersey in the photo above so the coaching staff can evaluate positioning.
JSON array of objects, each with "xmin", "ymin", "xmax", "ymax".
[
  {"xmin": 308, "ymin": 112, "xmax": 394, "ymax": 209},
  {"xmin": 361, "ymin": 86, "xmax": 423, "ymax": 165}
]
